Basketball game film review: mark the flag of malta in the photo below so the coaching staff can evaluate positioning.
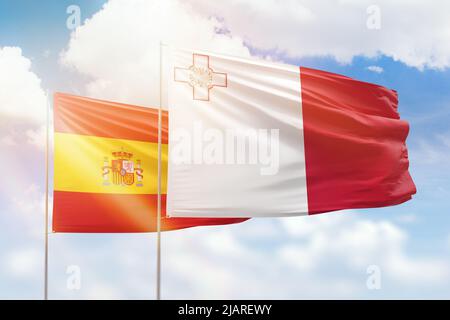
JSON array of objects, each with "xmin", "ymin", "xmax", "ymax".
[{"xmin": 166, "ymin": 49, "xmax": 416, "ymax": 218}]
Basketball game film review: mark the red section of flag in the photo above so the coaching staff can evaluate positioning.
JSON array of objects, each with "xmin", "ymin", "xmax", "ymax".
[
  {"xmin": 53, "ymin": 191, "xmax": 248, "ymax": 233},
  {"xmin": 300, "ymin": 67, "xmax": 416, "ymax": 214},
  {"xmin": 54, "ymin": 93, "xmax": 168, "ymax": 143}
]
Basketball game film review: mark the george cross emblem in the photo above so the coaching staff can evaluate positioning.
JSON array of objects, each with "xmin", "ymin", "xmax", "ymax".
[{"xmin": 174, "ymin": 53, "xmax": 227, "ymax": 101}]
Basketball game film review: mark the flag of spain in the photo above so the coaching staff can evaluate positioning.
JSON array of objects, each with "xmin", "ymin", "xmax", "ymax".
[{"xmin": 52, "ymin": 93, "xmax": 247, "ymax": 232}]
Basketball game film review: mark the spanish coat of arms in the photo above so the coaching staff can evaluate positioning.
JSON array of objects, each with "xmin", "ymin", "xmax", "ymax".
[{"xmin": 102, "ymin": 150, "xmax": 143, "ymax": 186}]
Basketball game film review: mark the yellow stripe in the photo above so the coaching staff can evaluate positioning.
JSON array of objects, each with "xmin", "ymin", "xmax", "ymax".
[{"xmin": 54, "ymin": 132, "xmax": 167, "ymax": 194}]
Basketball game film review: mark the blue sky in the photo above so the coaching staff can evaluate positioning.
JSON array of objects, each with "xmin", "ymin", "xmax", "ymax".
[{"xmin": 1, "ymin": 0, "xmax": 450, "ymax": 299}]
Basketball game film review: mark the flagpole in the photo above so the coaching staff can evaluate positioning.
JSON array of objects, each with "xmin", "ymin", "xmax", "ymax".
[
  {"xmin": 156, "ymin": 41, "xmax": 163, "ymax": 300},
  {"xmin": 44, "ymin": 91, "xmax": 50, "ymax": 300}
]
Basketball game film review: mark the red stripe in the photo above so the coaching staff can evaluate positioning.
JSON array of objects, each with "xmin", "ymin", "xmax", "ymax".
[
  {"xmin": 53, "ymin": 191, "xmax": 247, "ymax": 233},
  {"xmin": 300, "ymin": 67, "xmax": 416, "ymax": 214},
  {"xmin": 54, "ymin": 93, "xmax": 168, "ymax": 143}
]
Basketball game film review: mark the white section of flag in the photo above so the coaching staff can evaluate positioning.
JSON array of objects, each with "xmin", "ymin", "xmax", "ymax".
[{"xmin": 166, "ymin": 48, "xmax": 308, "ymax": 217}]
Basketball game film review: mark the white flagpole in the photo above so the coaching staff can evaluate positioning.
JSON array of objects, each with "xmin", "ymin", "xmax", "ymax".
[
  {"xmin": 156, "ymin": 41, "xmax": 163, "ymax": 300},
  {"xmin": 44, "ymin": 91, "xmax": 50, "ymax": 300}
]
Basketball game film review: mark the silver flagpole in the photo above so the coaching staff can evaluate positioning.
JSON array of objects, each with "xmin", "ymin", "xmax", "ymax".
[
  {"xmin": 156, "ymin": 41, "xmax": 163, "ymax": 300},
  {"xmin": 44, "ymin": 91, "xmax": 50, "ymax": 300}
]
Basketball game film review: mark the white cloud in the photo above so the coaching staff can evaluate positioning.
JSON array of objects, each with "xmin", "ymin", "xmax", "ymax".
[
  {"xmin": 161, "ymin": 214, "xmax": 450, "ymax": 299},
  {"xmin": 0, "ymin": 46, "xmax": 47, "ymax": 123},
  {"xmin": 26, "ymin": 125, "xmax": 47, "ymax": 149},
  {"xmin": 3, "ymin": 247, "xmax": 41, "ymax": 279},
  {"xmin": 46, "ymin": 234, "xmax": 156, "ymax": 300},
  {"xmin": 367, "ymin": 65, "xmax": 384, "ymax": 73},
  {"xmin": 12, "ymin": 184, "xmax": 45, "ymax": 217},
  {"xmin": 0, "ymin": 46, "xmax": 61, "ymax": 299},
  {"xmin": 10, "ymin": 183, "xmax": 46, "ymax": 238},
  {"xmin": 279, "ymin": 214, "xmax": 449, "ymax": 285},
  {"xmin": 190, "ymin": 0, "xmax": 450, "ymax": 70},
  {"xmin": 0, "ymin": 134, "xmax": 17, "ymax": 146},
  {"xmin": 2, "ymin": 213, "xmax": 447, "ymax": 299},
  {"xmin": 60, "ymin": 0, "xmax": 250, "ymax": 106}
]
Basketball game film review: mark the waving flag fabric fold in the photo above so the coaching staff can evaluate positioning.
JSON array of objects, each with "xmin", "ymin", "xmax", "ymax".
[
  {"xmin": 52, "ymin": 93, "xmax": 247, "ymax": 232},
  {"xmin": 166, "ymin": 49, "xmax": 416, "ymax": 218}
]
